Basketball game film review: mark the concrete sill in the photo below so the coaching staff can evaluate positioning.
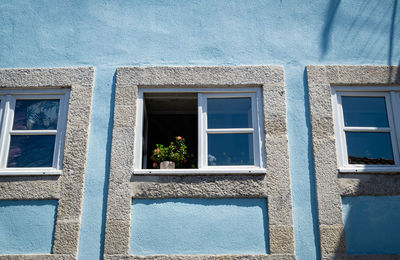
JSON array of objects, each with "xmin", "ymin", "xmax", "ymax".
[
  {"xmin": 339, "ymin": 166, "xmax": 400, "ymax": 174},
  {"xmin": 133, "ymin": 168, "xmax": 267, "ymax": 175},
  {"xmin": 0, "ymin": 169, "xmax": 62, "ymax": 176}
]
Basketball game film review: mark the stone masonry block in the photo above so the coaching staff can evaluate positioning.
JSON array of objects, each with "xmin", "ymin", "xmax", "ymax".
[
  {"xmin": 52, "ymin": 221, "xmax": 81, "ymax": 255},
  {"xmin": 319, "ymin": 225, "xmax": 346, "ymax": 255},
  {"xmin": 104, "ymin": 220, "xmax": 131, "ymax": 255},
  {"xmin": 269, "ymin": 225, "xmax": 295, "ymax": 254}
]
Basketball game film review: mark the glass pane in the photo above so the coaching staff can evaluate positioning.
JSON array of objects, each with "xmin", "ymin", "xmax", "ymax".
[
  {"xmin": 208, "ymin": 134, "xmax": 254, "ymax": 166},
  {"xmin": 207, "ymin": 98, "xmax": 252, "ymax": 128},
  {"xmin": 346, "ymin": 132, "xmax": 394, "ymax": 165},
  {"xmin": 13, "ymin": 100, "xmax": 59, "ymax": 130},
  {"xmin": 342, "ymin": 96, "xmax": 389, "ymax": 127},
  {"xmin": 7, "ymin": 135, "xmax": 55, "ymax": 167}
]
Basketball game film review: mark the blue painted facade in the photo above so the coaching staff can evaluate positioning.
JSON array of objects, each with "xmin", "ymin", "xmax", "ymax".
[
  {"xmin": 342, "ymin": 196, "xmax": 400, "ymax": 254},
  {"xmin": 0, "ymin": 1, "xmax": 399, "ymax": 259},
  {"xmin": 130, "ymin": 198, "xmax": 268, "ymax": 255},
  {"xmin": 0, "ymin": 200, "xmax": 57, "ymax": 254}
]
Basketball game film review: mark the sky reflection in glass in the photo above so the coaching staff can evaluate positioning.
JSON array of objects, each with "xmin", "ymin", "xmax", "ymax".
[
  {"xmin": 207, "ymin": 98, "xmax": 252, "ymax": 128},
  {"xmin": 13, "ymin": 100, "xmax": 59, "ymax": 130},
  {"xmin": 208, "ymin": 134, "xmax": 253, "ymax": 166},
  {"xmin": 342, "ymin": 97, "xmax": 388, "ymax": 127},
  {"xmin": 7, "ymin": 135, "xmax": 55, "ymax": 167},
  {"xmin": 346, "ymin": 132, "xmax": 394, "ymax": 164}
]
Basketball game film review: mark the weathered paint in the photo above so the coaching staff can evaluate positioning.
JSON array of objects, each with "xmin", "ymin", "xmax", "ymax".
[
  {"xmin": 342, "ymin": 196, "xmax": 400, "ymax": 254},
  {"xmin": 0, "ymin": 200, "xmax": 57, "ymax": 254},
  {"xmin": 0, "ymin": 1, "xmax": 399, "ymax": 259},
  {"xmin": 130, "ymin": 198, "xmax": 268, "ymax": 255}
]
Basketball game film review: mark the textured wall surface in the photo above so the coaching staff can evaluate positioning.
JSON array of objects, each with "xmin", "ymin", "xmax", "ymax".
[
  {"xmin": 307, "ymin": 65, "xmax": 400, "ymax": 260},
  {"xmin": 0, "ymin": 200, "xmax": 57, "ymax": 254},
  {"xmin": 0, "ymin": 67, "xmax": 94, "ymax": 259},
  {"xmin": 0, "ymin": 1, "xmax": 399, "ymax": 259},
  {"xmin": 106, "ymin": 66, "xmax": 294, "ymax": 259},
  {"xmin": 130, "ymin": 198, "xmax": 268, "ymax": 255},
  {"xmin": 342, "ymin": 196, "xmax": 400, "ymax": 255}
]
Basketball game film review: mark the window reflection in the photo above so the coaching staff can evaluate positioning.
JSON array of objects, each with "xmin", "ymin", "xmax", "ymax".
[
  {"xmin": 346, "ymin": 132, "xmax": 394, "ymax": 165},
  {"xmin": 208, "ymin": 134, "xmax": 254, "ymax": 166},
  {"xmin": 208, "ymin": 98, "xmax": 252, "ymax": 128},
  {"xmin": 13, "ymin": 100, "xmax": 59, "ymax": 130},
  {"xmin": 7, "ymin": 135, "xmax": 55, "ymax": 167},
  {"xmin": 342, "ymin": 96, "xmax": 389, "ymax": 127}
]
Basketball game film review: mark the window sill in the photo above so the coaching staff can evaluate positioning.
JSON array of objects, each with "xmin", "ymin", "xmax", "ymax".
[
  {"xmin": 0, "ymin": 169, "xmax": 62, "ymax": 176},
  {"xmin": 133, "ymin": 168, "xmax": 267, "ymax": 175},
  {"xmin": 338, "ymin": 166, "xmax": 400, "ymax": 174}
]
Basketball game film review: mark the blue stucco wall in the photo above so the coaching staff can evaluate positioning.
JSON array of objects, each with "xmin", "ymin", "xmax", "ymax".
[
  {"xmin": 130, "ymin": 198, "xmax": 268, "ymax": 255},
  {"xmin": 342, "ymin": 196, "xmax": 400, "ymax": 254},
  {"xmin": 0, "ymin": 1, "xmax": 399, "ymax": 259},
  {"xmin": 0, "ymin": 200, "xmax": 57, "ymax": 254}
]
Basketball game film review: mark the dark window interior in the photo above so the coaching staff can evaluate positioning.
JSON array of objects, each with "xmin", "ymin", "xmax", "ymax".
[{"xmin": 143, "ymin": 93, "xmax": 197, "ymax": 169}]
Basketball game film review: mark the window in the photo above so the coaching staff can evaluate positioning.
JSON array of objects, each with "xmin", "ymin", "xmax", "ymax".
[
  {"xmin": 307, "ymin": 65, "xmax": 400, "ymax": 258},
  {"xmin": 0, "ymin": 89, "xmax": 69, "ymax": 175},
  {"xmin": 333, "ymin": 87, "xmax": 400, "ymax": 172},
  {"xmin": 134, "ymin": 88, "xmax": 265, "ymax": 174}
]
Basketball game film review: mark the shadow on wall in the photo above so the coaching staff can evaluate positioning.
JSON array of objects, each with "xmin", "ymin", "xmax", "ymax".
[
  {"xmin": 321, "ymin": 0, "xmax": 399, "ymax": 70},
  {"xmin": 391, "ymin": 66, "xmax": 400, "ymax": 83},
  {"xmin": 320, "ymin": 0, "xmax": 341, "ymax": 56},
  {"xmin": 98, "ymin": 71, "xmax": 117, "ymax": 260},
  {"xmin": 335, "ymin": 174, "xmax": 400, "ymax": 257},
  {"xmin": 302, "ymin": 68, "xmax": 321, "ymax": 260},
  {"xmin": 389, "ymin": 0, "xmax": 399, "ymax": 80}
]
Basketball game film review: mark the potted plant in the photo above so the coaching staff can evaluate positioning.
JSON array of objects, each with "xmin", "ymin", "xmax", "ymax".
[{"xmin": 151, "ymin": 136, "xmax": 187, "ymax": 169}]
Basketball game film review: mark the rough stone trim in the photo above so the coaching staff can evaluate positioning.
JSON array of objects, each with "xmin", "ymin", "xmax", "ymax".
[
  {"xmin": 0, "ymin": 67, "xmax": 94, "ymax": 258},
  {"xmin": 306, "ymin": 65, "xmax": 400, "ymax": 258},
  {"xmin": 105, "ymin": 66, "xmax": 294, "ymax": 258},
  {"xmin": 117, "ymin": 66, "xmax": 284, "ymax": 86},
  {"xmin": 339, "ymin": 174, "xmax": 400, "ymax": 196}
]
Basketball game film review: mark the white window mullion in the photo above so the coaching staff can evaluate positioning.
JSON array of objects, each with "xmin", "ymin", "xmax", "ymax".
[
  {"xmin": 389, "ymin": 91, "xmax": 400, "ymax": 166},
  {"xmin": 251, "ymin": 92, "xmax": 260, "ymax": 167},
  {"xmin": 198, "ymin": 93, "xmax": 207, "ymax": 168},
  {"xmin": 53, "ymin": 92, "xmax": 69, "ymax": 169},
  {"xmin": 134, "ymin": 90, "xmax": 144, "ymax": 170},
  {"xmin": 392, "ymin": 92, "xmax": 400, "ymax": 166},
  {"xmin": 0, "ymin": 95, "xmax": 15, "ymax": 168},
  {"xmin": 256, "ymin": 88, "xmax": 265, "ymax": 168},
  {"xmin": 0, "ymin": 96, "xmax": 9, "ymax": 168},
  {"xmin": 331, "ymin": 89, "xmax": 342, "ymax": 168},
  {"xmin": 336, "ymin": 93, "xmax": 349, "ymax": 167},
  {"xmin": 9, "ymin": 130, "xmax": 58, "ymax": 135},
  {"xmin": 206, "ymin": 128, "xmax": 254, "ymax": 134},
  {"xmin": 343, "ymin": 127, "xmax": 391, "ymax": 132}
]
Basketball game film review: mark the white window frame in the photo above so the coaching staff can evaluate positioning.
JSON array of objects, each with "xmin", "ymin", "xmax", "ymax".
[
  {"xmin": 133, "ymin": 87, "xmax": 266, "ymax": 175},
  {"xmin": 332, "ymin": 86, "xmax": 400, "ymax": 173},
  {"xmin": 0, "ymin": 89, "xmax": 69, "ymax": 176}
]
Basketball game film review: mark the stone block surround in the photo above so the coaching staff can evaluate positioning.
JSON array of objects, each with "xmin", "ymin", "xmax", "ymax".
[
  {"xmin": 105, "ymin": 66, "xmax": 295, "ymax": 259},
  {"xmin": 306, "ymin": 65, "xmax": 400, "ymax": 260},
  {"xmin": 0, "ymin": 67, "xmax": 94, "ymax": 259}
]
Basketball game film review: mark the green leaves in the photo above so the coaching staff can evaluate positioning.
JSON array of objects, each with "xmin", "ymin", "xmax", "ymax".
[{"xmin": 151, "ymin": 136, "xmax": 188, "ymax": 168}]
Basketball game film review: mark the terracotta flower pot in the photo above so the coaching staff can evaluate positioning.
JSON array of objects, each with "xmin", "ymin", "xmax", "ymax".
[{"xmin": 160, "ymin": 161, "xmax": 175, "ymax": 169}]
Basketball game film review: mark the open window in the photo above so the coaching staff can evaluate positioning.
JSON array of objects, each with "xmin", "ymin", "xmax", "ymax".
[
  {"xmin": 142, "ymin": 93, "xmax": 198, "ymax": 169},
  {"xmin": 134, "ymin": 88, "xmax": 265, "ymax": 174}
]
